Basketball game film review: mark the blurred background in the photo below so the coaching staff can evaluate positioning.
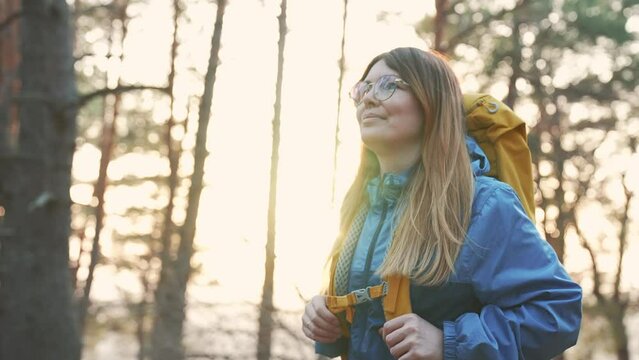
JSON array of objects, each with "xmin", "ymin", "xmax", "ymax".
[{"xmin": 0, "ymin": 0, "xmax": 638, "ymax": 359}]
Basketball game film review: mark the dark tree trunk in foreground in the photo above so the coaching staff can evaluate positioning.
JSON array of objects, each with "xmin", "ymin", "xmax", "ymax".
[
  {"xmin": 0, "ymin": 1, "xmax": 81, "ymax": 359},
  {"xmin": 257, "ymin": 0, "xmax": 287, "ymax": 358},
  {"xmin": 150, "ymin": 1, "xmax": 226, "ymax": 359}
]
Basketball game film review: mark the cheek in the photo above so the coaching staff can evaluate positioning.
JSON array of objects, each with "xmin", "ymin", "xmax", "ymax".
[{"xmin": 395, "ymin": 104, "xmax": 424, "ymax": 137}]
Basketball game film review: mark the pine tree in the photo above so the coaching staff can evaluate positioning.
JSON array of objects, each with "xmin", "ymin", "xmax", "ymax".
[{"xmin": 0, "ymin": 1, "xmax": 81, "ymax": 359}]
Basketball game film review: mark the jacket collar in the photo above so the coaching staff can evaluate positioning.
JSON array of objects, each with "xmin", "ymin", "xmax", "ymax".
[
  {"xmin": 466, "ymin": 135, "xmax": 490, "ymax": 177},
  {"xmin": 367, "ymin": 166, "xmax": 414, "ymax": 207}
]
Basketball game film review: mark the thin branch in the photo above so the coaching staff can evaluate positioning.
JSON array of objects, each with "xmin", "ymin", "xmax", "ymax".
[
  {"xmin": 184, "ymin": 354, "xmax": 217, "ymax": 360},
  {"xmin": 12, "ymin": 85, "xmax": 169, "ymax": 113},
  {"xmin": 73, "ymin": 52, "xmax": 97, "ymax": 63},
  {"xmin": 73, "ymin": 3, "xmax": 115, "ymax": 17},
  {"xmin": 77, "ymin": 85, "xmax": 170, "ymax": 107},
  {"xmin": 570, "ymin": 172, "xmax": 604, "ymax": 301},
  {"xmin": 0, "ymin": 11, "xmax": 22, "ymax": 32},
  {"xmin": 613, "ymin": 172, "xmax": 634, "ymax": 302},
  {"xmin": 574, "ymin": 219, "xmax": 603, "ymax": 301},
  {"xmin": 294, "ymin": 285, "xmax": 309, "ymax": 304},
  {"xmin": 569, "ymin": 118, "xmax": 617, "ymax": 132}
]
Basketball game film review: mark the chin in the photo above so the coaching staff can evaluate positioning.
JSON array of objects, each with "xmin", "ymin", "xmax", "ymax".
[{"xmin": 360, "ymin": 132, "xmax": 389, "ymax": 150}]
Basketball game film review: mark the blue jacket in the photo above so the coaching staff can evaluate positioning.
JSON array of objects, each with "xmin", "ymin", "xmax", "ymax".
[{"xmin": 316, "ymin": 137, "xmax": 582, "ymax": 359}]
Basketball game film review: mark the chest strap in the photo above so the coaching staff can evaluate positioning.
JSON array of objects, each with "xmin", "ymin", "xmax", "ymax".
[{"xmin": 326, "ymin": 282, "xmax": 388, "ymax": 312}]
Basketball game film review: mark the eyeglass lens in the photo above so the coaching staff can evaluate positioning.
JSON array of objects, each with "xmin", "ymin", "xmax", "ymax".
[{"xmin": 350, "ymin": 75, "xmax": 399, "ymax": 104}]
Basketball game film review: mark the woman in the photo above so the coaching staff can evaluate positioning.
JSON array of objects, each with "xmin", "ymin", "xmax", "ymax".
[{"xmin": 301, "ymin": 47, "xmax": 582, "ymax": 359}]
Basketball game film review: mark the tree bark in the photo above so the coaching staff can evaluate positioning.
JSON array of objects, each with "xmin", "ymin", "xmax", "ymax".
[
  {"xmin": 0, "ymin": 1, "xmax": 81, "ymax": 359},
  {"xmin": 257, "ymin": 0, "xmax": 287, "ymax": 359},
  {"xmin": 0, "ymin": 0, "xmax": 21, "ymax": 152},
  {"xmin": 150, "ymin": 1, "xmax": 226, "ymax": 359}
]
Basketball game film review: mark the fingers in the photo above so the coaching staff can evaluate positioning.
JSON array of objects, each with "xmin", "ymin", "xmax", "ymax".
[
  {"xmin": 384, "ymin": 324, "xmax": 408, "ymax": 348},
  {"xmin": 381, "ymin": 313, "xmax": 411, "ymax": 343},
  {"xmin": 311, "ymin": 296, "xmax": 340, "ymax": 327},
  {"xmin": 383, "ymin": 313, "xmax": 410, "ymax": 333},
  {"xmin": 303, "ymin": 320, "xmax": 340, "ymax": 343},
  {"xmin": 382, "ymin": 314, "xmax": 443, "ymax": 360},
  {"xmin": 302, "ymin": 311, "xmax": 340, "ymax": 340},
  {"xmin": 309, "ymin": 311, "xmax": 340, "ymax": 334},
  {"xmin": 302, "ymin": 295, "xmax": 342, "ymax": 343},
  {"xmin": 389, "ymin": 339, "xmax": 412, "ymax": 359},
  {"xmin": 387, "ymin": 329, "xmax": 422, "ymax": 360}
]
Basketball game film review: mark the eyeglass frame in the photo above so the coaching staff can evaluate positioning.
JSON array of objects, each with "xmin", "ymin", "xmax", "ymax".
[{"xmin": 349, "ymin": 75, "xmax": 411, "ymax": 105}]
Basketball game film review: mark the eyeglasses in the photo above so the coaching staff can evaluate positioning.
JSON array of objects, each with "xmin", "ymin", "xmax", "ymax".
[{"xmin": 349, "ymin": 75, "xmax": 410, "ymax": 105}]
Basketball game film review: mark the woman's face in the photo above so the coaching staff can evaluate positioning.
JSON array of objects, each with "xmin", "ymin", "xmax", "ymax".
[{"xmin": 355, "ymin": 60, "xmax": 424, "ymax": 154}]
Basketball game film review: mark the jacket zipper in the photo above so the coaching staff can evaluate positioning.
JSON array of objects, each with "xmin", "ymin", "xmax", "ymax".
[{"xmin": 363, "ymin": 194, "xmax": 389, "ymax": 283}]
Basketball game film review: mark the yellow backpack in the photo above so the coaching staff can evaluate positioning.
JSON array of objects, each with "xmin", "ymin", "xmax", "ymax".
[{"xmin": 325, "ymin": 93, "xmax": 535, "ymax": 359}]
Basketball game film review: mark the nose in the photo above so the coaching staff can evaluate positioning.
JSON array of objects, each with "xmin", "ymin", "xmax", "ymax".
[{"xmin": 360, "ymin": 86, "xmax": 378, "ymax": 106}]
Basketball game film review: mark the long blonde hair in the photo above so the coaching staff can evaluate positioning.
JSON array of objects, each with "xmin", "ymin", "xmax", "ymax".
[{"xmin": 331, "ymin": 47, "xmax": 474, "ymax": 286}]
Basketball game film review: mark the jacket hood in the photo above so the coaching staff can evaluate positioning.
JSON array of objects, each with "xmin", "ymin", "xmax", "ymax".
[{"xmin": 466, "ymin": 135, "xmax": 490, "ymax": 177}]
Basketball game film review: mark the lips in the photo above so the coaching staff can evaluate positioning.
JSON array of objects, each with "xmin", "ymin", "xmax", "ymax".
[{"xmin": 362, "ymin": 112, "xmax": 384, "ymax": 121}]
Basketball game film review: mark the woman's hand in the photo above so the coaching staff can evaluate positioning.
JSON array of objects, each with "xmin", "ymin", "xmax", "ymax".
[
  {"xmin": 380, "ymin": 313, "xmax": 443, "ymax": 360},
  {"xmin": 301, "ymin": 295, "xmax": 342, "ymax": 343}
]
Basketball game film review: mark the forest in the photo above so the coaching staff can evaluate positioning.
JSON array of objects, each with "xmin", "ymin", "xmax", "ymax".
[{"xmin": 0, "ymin": 0, "xmax": 638, "ymax": 359}]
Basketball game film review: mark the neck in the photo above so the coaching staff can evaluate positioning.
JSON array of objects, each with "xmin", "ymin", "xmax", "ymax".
[{"xmin": 375, "ymin": 145, "xmax": 421, "ymax": 175}]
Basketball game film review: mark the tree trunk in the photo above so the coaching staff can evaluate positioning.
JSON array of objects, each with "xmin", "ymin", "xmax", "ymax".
[
  {"xmin": 610, "ymin": 306, "xmax": 629, "ymax": 360},
  {"xmin": 617, "ymin": 348, "xmax": 630, "ymax": 360},
  {"xmin": 0, "ymin": 1, "xmax": 81, "ymax": 359},
  {"xmin": 77, "ymin": 0, "xmax": 130, "ymax": 337},
  {"xmin": 77, "ymin": 91, "xmax": 119, "ymax": 334},
  {"xmin": 137, "ymin": 272, "xmax": 151, "ymax": 360},
  {"xmin": 504, "ymin": 16, "xmax": 522, "ymax": 109},
  {"xmin": 0, "ymin": 0, "xmax": 21, "ymax": 150},
  {"xmin": 145, "ymin": 0, "xmax": 182, "ymax": 358},
  {"xmin": 257, "ymin": 0, "xmax": 287, "ymax": 358},
  {"xmin": 150, "ymin": 1, "xmax": 226, "ymax": 359},
  {"xmin": 609, "ymin": 177, "xmax": 632, "ymax": 360},
  {"xmin": 548, "ymin": 114, "xmax": 566, "ymax": 262},
  {"xmin": 158, "ymin": 0, "xmax": 183, "ymax": 266},
  {"xmin": 331, "ymin": 0, "xmax": 348, "ymax": 205},
  {"xmin": 433, "ymin": 0, "xmax": 449, "ymax": 53}
]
